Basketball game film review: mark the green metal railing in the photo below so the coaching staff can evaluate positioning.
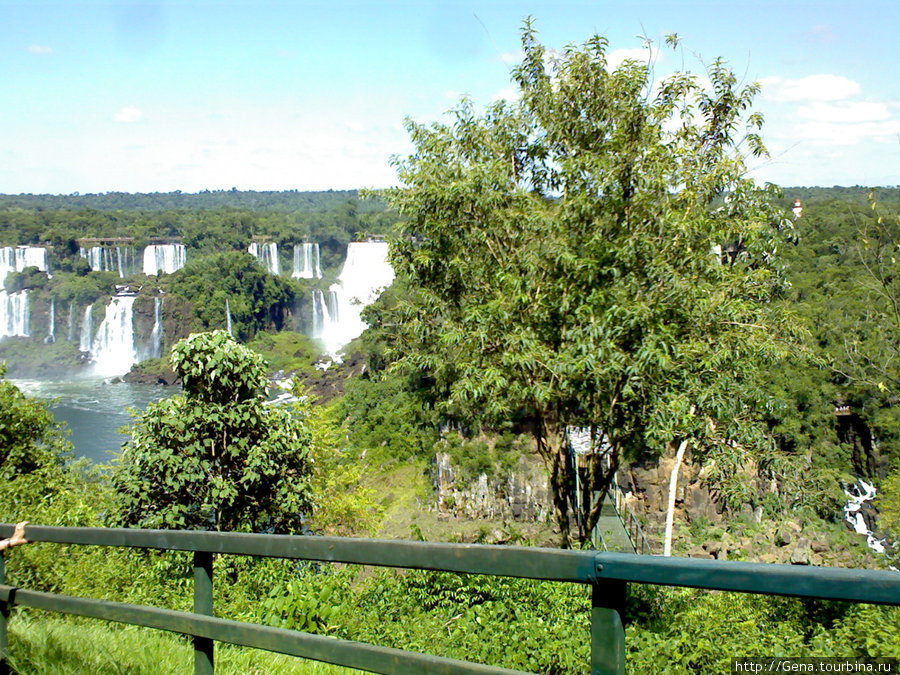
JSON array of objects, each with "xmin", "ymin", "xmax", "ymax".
[{"xmin": 0, "ymin": 524, "xmax": 898, "ymax": 674}]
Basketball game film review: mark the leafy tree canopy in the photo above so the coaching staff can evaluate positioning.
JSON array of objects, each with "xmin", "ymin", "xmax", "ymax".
[
  {"xmin": 382, "ymin": 23, "xmax": 800, "ymax": 545},
  {"xmin": 0, "ymin": 364, "xmax": 70, "ymax": 477},
  {"xmin": 113, "ymin": 331, "xmax": 313, "ymax": 532}
]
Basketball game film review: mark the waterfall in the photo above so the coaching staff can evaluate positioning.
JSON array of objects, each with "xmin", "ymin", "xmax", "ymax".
[
  {"xmin": 1, "ymin": 245, "xmax": 49, "ymax": 287},
  {"xmin": 249, "ymin": 242, "xmax": 280, "ymax": 275},
  {"xmin": 80, "ymin": 245, "xmax": 136, "ymax": 278},
  {"xmin": 0, "ymin": 291, "xmax": 30, "ymax": 338},
  {"xmin": 316, "ymin": 241, "xmax": 394, "ymax": 354},
  {"xmin": 150, "ymin": 297, "xmax": 163, "ymax": 359},
  {"xmin": 79, "ymin": 305, "xmax": 93, "ymax": 352},
  {"xmin": 844, "ymin": 479, "xmax": 889, "ymax": 555},
  {"xmin": 44, "ymin": 298, "xmax": 56, "ymax": 344},
  {"xmin": 292, "ymin": 243, "xmax": 322, "ymax": 279},
  {"xmin": 311, "ymin": 289, "xmax": 331, "ymax": 338},
  {"xmin": 90, "ymin": 296, "xmax": 137, "ymax": 377},
  {"xmin": 226, "ymin": 298, "xmax": 233, "ymax": 336},
  {"xmin": 143, "ymin": 244, "xmax": 186, "ymax": 276},
  {"xmin": 67, "ymin": 300, "xmax": 77, "ymax": 342}
]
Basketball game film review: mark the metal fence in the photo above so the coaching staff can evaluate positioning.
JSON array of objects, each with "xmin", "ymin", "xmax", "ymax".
[{"xmin": 0, "ymin": 524, "xmax": 898, "ymax": 674}]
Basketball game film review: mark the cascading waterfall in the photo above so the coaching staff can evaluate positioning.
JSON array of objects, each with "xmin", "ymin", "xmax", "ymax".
[
  {"xmin": 0, "ymin": 291, "xmax": 29, "ymax": 338},
  {"xmin": 143, "ymin": 244, "xmax": 186, "ymax": 276},
  {"xmin": 150, "ymin": 297, "xmax": 164, "ymax": 359},
  {"xmin": 90, "ymin": 296, "xmax": 137, "ymax": 377},
  {"xmin": 79, "ymin": 305, "xmax": 93, "ymax": 353},
  {"xmin": 249, "ymin": 242, "xmax": 280, "ymax": 275},
  {"xmin": 292, "ymin": 243, "xmax": 322, "ymax": 279},
  {"xmin": 0, "ymin": 247, "xmax": 48, "ymax": 339},
  {"xmin": 44, "ymin": 298, "xmax": 56, "ymax": 343},
  {"xmin": 844, "ymin": 479, "xmax": 889, "ymax": 554},
  {"xmin": 226, "ymin": 298, "xmax": 233, "ymax": 336},
  {"xmin": 80, "ymin": 245, "xmax": 136, "ymax": 278},
  {"xmin": 315, "ymin": 241, "xmax": 394, "ymax": 354},
  {"xmin": 67, "ymin": 301, "xmax": 77, "ymax": 342},
  {"xmin": 0, "ymin": 246, "xmax": 49, "ymax": 280},
  {"xmin": 311, "ymin": 289, "xmax": 330, "ymax": 338}
]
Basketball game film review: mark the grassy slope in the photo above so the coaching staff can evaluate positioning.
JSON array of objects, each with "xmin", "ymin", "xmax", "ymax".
[{"xmin": 9, "ymin": 613, "xmax": 361, "ymax": 675}]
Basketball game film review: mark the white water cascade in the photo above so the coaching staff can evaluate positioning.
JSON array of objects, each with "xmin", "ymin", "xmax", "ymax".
[
  {"xmin": 0, "ymin": 291, "xmax": 29, "ymax": 338},
  {"xmin": 44, "ymin": 298, "xmax": 56, "ymax": 343},
  {"xmin": 0, "ymin": 246, "xmax": 48, "ymax": 339},
  {"xmin": 0, "ymin": 246, "xmax": 49, "ymax": 281},
  {"xmin": 316, "ymin": 241, "xmax": 394, "ymax": 355},
  {"xmin": 292, "ymin": 243, "xmax": 322, "ymax": 279},
  {"xmin": 67, "ymin": 301, "xmax": 77, "ymax": 342},
  {"xmin": 844, "ymin": 479, "xmax": 889, "ymax": 555},
  {"xmin": 79, "ymin": 306, "xmax": 93, "ymax": 353},
  {"xmin": 226, "ymin": 298, "xmax": 233, "ymax": 336},
  {"xmin": 143, "ymin": 244, "xmax": 186, "ymax": 276},
  {"xmin": 90, "ymin": 296, "xmax": 137, "ymax": 377},
  {"xmin": 80, "ymin": 245, "xmax": 136, "ymax": 278},
  {"xmin": 149, "ymin": 297, "xmax": 164, "ymax": 359},
  {"xmin": 249, "ymin": 242, "xmax": 280, "ymax": 275}
]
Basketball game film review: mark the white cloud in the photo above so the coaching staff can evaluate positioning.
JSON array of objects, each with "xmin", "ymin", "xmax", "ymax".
[
  {"xmin": 607, "ymin": 46, "xmax": 661, "ymax": 70},
  {"xmin": 797, "ymin": 101, "xmax": 890, "ymax": 124},
  {"xmin": 344, "ymin": 120, "xmax": 364, "ymax": 132},
  {"xmin": 493, "ymin": 86, "xmax": 520, "ymax": 103},
  {"xmin": 498, "ymin": 50, "xmax": 522, "ymax": 65},
  {"xmin": 760, "ymin": 74, "xmax": 861, "ymax": 102},
  {"xmin": 27, "ymin": 45, "xmax": 52, "ymax": 55},
  {"xmin": 114, "ymin": 106, "xmax": 143, "ymax": 123},
  {"xmin": 794, "ymin": 119, "xmax": 900, "ymax": 145}
]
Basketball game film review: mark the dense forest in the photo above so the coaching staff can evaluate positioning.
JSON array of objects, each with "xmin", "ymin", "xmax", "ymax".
[{"xmin": 1, "ymin": 27, "xmax": 899, "ymax": 673}]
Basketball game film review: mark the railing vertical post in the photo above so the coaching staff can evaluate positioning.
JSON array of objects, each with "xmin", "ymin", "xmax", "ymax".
[
  {"xmin": 0, "ymin": 553, "xmax": 8, "ymax": 670},
  {"xmin": 193, "ymin": 551, "xmax": 214, "ymax": 675},
  {"xmin": 591, "ymin": 578, "xmax": 626, "ymax": 675}
]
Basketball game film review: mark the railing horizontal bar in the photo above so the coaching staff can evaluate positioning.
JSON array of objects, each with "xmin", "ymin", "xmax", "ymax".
[
  {"xmin": 0, "ymin": 586, "xmax": 527, "ymax": 675},
  {"xmin": 595, "ymin": 552, "xmax": 900, "ymax": 605},
  {"xmin": 1, "ymin": 526, "xmax": 595, "ymax": 584}
]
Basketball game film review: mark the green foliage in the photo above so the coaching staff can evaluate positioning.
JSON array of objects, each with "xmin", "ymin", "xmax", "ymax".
[
  {"xmin": 331, "ymin": 370, "xmax": 439, "ymax": 461},
  {"xmin": 382, "ymin": 23, "xmax": 798, "ymax": 544},
  {"xmin": 112, "ymin": 331, "xmax": 313, "ymax": 532},
  {"xmin": 878, "ymin": 466, "xmax": 900, "ymax": 545},
  {"xmin": 167, "ymin": 251, "xmax": 296, "ymax": 342},
  {"xmin": 247, "ymin": 330, "xmax": 323, "ymax": 375},
  {"xmin": 438, "ymin": 432, "xmax": 526, "ymax": 481},
  {"xmin": 0, "ymin": 366, "xmax": 70, "ymax": 477}
]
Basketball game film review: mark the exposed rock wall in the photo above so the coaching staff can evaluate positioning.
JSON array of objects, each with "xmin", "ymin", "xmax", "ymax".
[{"xmin": 433, "ymin": 452, "xmax": 552, "ymax": 522}]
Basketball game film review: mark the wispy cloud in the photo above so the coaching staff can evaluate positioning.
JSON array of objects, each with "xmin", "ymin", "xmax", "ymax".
[
  {"xmin": 794, "ymin": 119, "xmax": 900, "ymax": 145},
  {"xmin": 498, "ymin": 50, "xmax": 522, "ymax": 65},
  {"xmin": 114, "ymin": 106, "xmax": 143, "ymax": 123},
  {"xmin": 797, "ymin": 101, "xmax": 890, "ymax": 124},
  {"xmin": 27, "ymin": 45, "xmax": 52, "ymax": 55},
  {"xmin": 805, "ymin": 24, "xmax": 837, "ymax": 43},
  {"xmin": 761, "ymin": 74, "xmax": 860, "ymax": 102},
  {"xmin": 606, "ymin": 46, "xmax": 661, "ymax": 70},
  {"xmin": 493, "ymin": 86, "xmax": 520, "ymax": 103}
]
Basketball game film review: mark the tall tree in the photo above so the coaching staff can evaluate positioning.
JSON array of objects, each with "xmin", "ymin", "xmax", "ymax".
[
  {"xmin": 383, "ymin": 25, "xmax": 798, "ymax": 547},
  {"xmin": 113, "ymin": 331, "xmax": 313, "ymax": 532}
]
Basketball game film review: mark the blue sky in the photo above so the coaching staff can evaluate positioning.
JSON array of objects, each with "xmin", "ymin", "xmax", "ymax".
[{"xmin": 1, "ymin": 0, "xmax": 898, "ymax": 194}]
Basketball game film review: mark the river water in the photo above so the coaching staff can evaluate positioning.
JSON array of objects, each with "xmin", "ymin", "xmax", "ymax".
[{"xmin": 11, "ymin": 378, "xmax": 175, "ymax": 464}]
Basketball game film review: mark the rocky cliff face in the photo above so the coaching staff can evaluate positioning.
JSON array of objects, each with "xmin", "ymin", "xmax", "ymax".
[{"xmin": 433, "ymin": 451, "xmax": 552, "ymax": 523}]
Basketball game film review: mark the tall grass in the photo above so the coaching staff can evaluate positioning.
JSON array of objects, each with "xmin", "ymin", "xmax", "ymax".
[{"xmin": 8, "ymin": 611, "xmax": 360, "ymax": 674}]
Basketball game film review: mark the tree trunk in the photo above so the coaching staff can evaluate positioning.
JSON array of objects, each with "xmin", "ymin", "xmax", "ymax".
[
  {"xmin": 663, "ymin": 440, "xmax": 689, "ymax": 557},
  {"xmin": 536, "ymin": 417, "xmax": 572, "ymax": 549}
]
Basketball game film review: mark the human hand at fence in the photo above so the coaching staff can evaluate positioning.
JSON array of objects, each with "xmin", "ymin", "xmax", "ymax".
[{"xmin": 0, "ymin": 521, "xmax": 29, "ymax": 552}]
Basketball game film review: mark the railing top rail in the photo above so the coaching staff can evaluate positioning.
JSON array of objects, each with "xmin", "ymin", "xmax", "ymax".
[
  {"xmin": 595, "ymin": 552, "xmax": 900, "ymax": 606},
  {"xmin": 3, "ymin": 525, "xmax": 898, "ymax": 606},
  {"xmin": 1, "ymin": 525, "xmax": 596, "ymax": 584}
]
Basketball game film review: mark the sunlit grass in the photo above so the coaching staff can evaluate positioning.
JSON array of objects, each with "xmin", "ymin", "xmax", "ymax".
[{"xmin": 8, "ymin": 611, "xmax": 361, "ymax": 674}]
